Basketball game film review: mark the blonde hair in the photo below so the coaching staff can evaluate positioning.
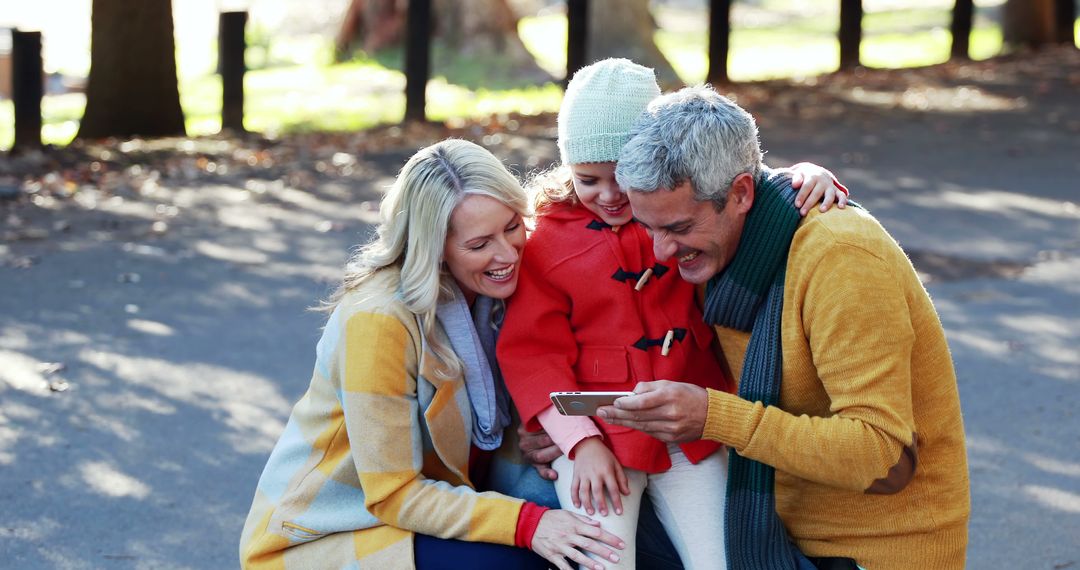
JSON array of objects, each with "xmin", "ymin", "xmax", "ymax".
[
  {"xmin": 324, "ymin": 139, "xmax": 529, "ymax": 378},
  {"xmin": 528, "ymin": 164, "xmax": 578, "ymax": 214}
]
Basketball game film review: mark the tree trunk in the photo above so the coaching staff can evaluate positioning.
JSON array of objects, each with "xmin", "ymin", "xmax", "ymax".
[
  {"xmin": 404, "ymin": 0, "xmax": 431, "ymax": 121},
  {"xmin": 12, "ymin": 31, "xmax": 44, "ymax": 152},
  {"xmin": 77, "ymin": 0, "xmax": 185, "ymax": 139},
  {"xmin": 334, "ymin": 0, "xmax": 404, "ymax": 58},
  {"xmin": 1053, "ymin": 0, "xmax": 1076, "ymax": 46},
  {"xmin": 566, "ymin": 0, "xmax": 588, "ymax": 82},
  {"xmin": 950, "ymin": 0, "xmax": 974, "ymax": 60},
  {"xmin": 838, "ymin": 0, "xmax": 863, "ymax": 69},
  {"xmin": 707, "ymin": 0, "xmax": 733, "ymax": 85},
  {"xmin": 1002, "ymin": 0, "xmax": 1057, "ymax": 49},
  {"xmin": 586, "ymin": 0, "xmax": 680, "ymax": 88}
]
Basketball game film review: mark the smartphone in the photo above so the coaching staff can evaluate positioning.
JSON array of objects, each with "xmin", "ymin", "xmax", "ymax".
[{"xmin": 549, "ymin": 391, "xmax": 634, "ymax": 416}]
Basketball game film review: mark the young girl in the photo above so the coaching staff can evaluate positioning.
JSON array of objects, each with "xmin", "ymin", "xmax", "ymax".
[{"xmin": 497, "ymin": 59, "xmax": 847, "ymax": 570}]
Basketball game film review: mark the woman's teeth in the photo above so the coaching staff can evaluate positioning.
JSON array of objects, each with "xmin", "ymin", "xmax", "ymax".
[
  {"xmin": 678, "ymin": 251, "xmax": 699, "ymax": 263},
  {"xmin": 486, "ymin": 265, "xmax": 514, "ymax": 281},
  {"xmin": 601, "ymin": 204, "xmax": 625, "ymax": 214}
]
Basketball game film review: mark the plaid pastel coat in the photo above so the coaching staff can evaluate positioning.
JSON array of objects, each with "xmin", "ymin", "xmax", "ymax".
[{"xmin": 240, "ymin": 267, "xmax": 547, "ymax": 569}]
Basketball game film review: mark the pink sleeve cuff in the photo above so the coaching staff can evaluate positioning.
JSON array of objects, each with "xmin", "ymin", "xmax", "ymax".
[{"xmin": 537, "ymin": 405, "xmax": 602, "ymax": 458}]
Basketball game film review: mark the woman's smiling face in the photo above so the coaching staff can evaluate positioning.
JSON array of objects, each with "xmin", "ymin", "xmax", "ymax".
[{"xmin": 442, "ymin": 194, "xmax": 526, "ymax": 304}]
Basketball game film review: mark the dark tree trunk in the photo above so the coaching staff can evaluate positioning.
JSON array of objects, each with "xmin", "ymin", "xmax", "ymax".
[
  {"xmin": 1053, "ymin": 0, "xmax": 1076, "ymax": 46},
  {"xmin": 707, "ymin": 0, "xmax": 733, "ymax": 85},
  {"xmin": 404, "ymin": 0, "xmax": 431, "ymax": 121},
  {"xmin": 12, "ymin": 31, "xmax": 43, "ymax": 152},
  {"xmin": 838, "ymin": 0, "xmax": 863, "ymax": 69},
  {"xmin": 219, "ymin": 11, "xmax": 247, "ymax": 133},
  {"xmin": 566, "ymin": 0, "xmax": 589, "ymax": 82},
  {"xmin": 77, "ymin": 0, "xmax": 185, "ymax": 139},
  {"xmin": 950, "ymin": 0, "xmax": 974, "ymax": 59}
]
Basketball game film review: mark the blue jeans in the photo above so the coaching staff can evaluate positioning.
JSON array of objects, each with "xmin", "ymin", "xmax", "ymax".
[{"xmin": 414, "ymin": 533, "xmax": 548, "ymax": 569}]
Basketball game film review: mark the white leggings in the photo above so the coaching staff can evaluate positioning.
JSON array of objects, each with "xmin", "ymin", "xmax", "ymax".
[{"xmin": 552, "ymin": 443, "xmax": 728, "ymax": 570}]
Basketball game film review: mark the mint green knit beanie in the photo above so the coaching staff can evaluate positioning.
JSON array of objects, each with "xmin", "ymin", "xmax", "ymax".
[{"xmin": 558, "ymin": 58, "xmax": 661, "ymax": 165}]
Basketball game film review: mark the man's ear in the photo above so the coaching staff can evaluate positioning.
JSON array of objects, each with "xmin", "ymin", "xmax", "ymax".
[{"xmin": 728, "ymin": 173, "xmax": 755, "ymax": 214}]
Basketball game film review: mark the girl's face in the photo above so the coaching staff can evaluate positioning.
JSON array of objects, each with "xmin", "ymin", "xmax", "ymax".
[
  {"xmin": 570, "ymin": 162, "xmax": 634, "ymax": 227},
  {"xmin": 443, "ymin": 194, "xmax": 526, "ymax": 304}
]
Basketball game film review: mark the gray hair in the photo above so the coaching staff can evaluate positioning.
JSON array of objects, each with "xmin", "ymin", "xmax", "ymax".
[{"xmin": 615, "ymin": 85, "xmax": 762, "ymax": 208}]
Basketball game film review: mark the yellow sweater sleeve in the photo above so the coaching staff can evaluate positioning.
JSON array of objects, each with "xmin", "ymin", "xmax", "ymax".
[
  {"xmin": 341, "ymin": 310, "xmax": 523, "ymax": 545},
  {"xmin": 704, "ymin": 236, "xmax": 918, "ymax": 493}
]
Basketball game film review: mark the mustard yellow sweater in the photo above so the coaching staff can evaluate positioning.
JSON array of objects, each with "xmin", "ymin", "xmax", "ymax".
[{"xmin": 705, "ymin": 207, "xmax": 970, "ymax": 569}]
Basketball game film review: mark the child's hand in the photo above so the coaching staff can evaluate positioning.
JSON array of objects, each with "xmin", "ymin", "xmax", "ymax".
[
  {"xmin": 570, "ymin": 437, "xmax": 630, "ymax": 517},
  {"xmin": 790, "ymin": 162, "xmax": 848, "ymax": 215}
]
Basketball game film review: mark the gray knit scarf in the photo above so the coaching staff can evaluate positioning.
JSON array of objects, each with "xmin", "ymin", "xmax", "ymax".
[
  {"xmin": 435, "ymin": 287, "xmax": 512, "ymax": 451},
  {"xmin": 702, "ymin": 168, "xmax": 816, "ymax": 570}
]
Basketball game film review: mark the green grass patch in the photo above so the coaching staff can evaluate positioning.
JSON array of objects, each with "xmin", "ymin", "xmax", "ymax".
[{"xmin": 0, "ymin": 94, "xmax": 85, "ymax": 151}]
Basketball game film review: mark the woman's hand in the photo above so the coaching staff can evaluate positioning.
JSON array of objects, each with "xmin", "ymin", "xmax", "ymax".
[
  {"xmin": 570, "ymin": 437, "xmax": 630, "ymax": 517},
  {"xmin": 531, "ymin": 510, "xmax": 625, "ymax": 570},
  {"xmin": 790, "ymin": 162, "xmax": 848, "ymax": 215}
]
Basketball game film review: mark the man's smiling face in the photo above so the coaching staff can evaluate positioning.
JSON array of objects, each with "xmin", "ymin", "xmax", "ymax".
[{"xmin": 628, "ymin": 177, "xmax": 751, "ymax": 284}]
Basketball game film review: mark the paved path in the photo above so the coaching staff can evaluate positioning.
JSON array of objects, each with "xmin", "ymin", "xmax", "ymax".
[{"xmin": 1, "ymin": 51, "xmax": 1078, "ymax": 569}]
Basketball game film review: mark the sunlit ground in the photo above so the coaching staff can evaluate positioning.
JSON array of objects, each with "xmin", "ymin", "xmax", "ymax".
[{"xmin": 1, "ymin": 2, "xmax": 1077, "ymax": 150}]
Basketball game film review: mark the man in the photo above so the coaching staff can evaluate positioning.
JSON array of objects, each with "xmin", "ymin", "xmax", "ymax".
[{"xmin": 597, "ymin": 86, "xmax": 970, "ymax": 570}]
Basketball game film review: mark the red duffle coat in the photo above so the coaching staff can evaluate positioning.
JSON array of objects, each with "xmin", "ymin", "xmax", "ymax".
[{"xmin": 498, "ymin": 203, "xmax": 732, "ymax": 473}]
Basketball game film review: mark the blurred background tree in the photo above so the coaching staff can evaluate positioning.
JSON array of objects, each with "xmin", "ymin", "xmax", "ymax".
[
  {"xmin": 584, "ymin": 0, "xmax": 680, "ymax": 87},
  {"xmin": 335, "ymin": 0, "xmax": 553, "ymax": 86},
  {"xmin": 1002, "ymin": 0, "xmax": 1070, "ymax": 48},
  {"xmin": 77, "ymin": 0, "xmax": 185, "ymax": 139}
]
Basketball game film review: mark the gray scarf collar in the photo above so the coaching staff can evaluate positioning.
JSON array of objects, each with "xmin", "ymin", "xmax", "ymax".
[{"xmin": 435, "ymin": 285, "xmax": 512, "ymax": 450}]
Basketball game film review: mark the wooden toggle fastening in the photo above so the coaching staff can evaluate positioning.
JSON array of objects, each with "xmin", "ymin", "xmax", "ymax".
[
  {"xmin": 632, "ymin": 328, "xmax": 687, "ymax": 352},
  {"xmin": 660, "ymin": 329, "xmax": 676, "ymax": 356},
  {"xmin": 634, "ymin": 268, "xmax": 654, "ymax": 291}
]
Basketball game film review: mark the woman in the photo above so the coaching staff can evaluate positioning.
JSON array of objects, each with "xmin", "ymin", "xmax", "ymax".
[{"xmin": 239, "ymin": 139, "xmax": 624, "ymax": 570}]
